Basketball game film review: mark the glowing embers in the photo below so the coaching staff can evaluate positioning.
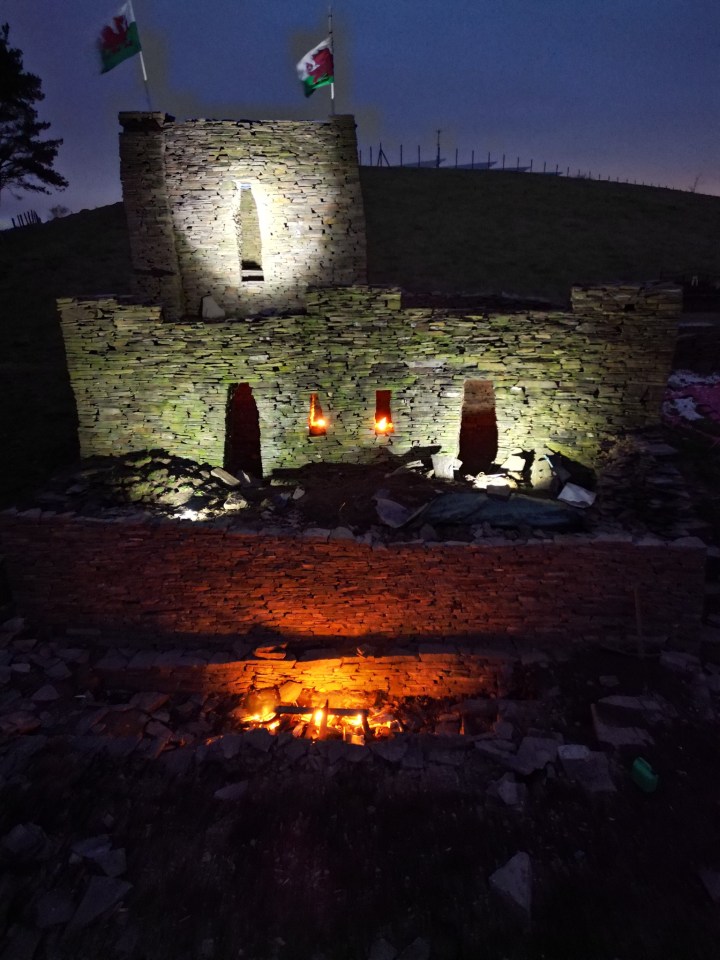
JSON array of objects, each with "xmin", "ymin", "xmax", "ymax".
[
  {"xmin": 237, "ymin": 700, "xmax": 400, "ymax": 744},
  {"xmin": 375, "ymin": 389, "xmax": 394, "ymax": 434},
  {"xmin": 308, "ymin": 392, "xmax": 327, "ymax": 436}
]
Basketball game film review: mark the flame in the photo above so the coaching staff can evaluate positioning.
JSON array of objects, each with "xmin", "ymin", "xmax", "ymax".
[
  {"xmin": 309, "ymin": 393, "xmax": 327, "ymax": 434},
  {"xmin": 313, "ymin": 708, "xmax": 325, "ymax": 725},
  {"xmin": 375, "ymin": 416, "xmax": 394, "ymax": 434}
]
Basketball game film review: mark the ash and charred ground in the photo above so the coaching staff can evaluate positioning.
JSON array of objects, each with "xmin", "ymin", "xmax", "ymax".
[{"xmin": 2, "ymin": 617, "xmax": 720, "ymax": 959}]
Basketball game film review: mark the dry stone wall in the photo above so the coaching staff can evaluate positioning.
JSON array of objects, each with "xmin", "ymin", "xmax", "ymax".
[
  {"xmin": 0, "ymin": 513, "xmax": 705, "ymax": 648},
  {"xmin": 58, "ymin": 282, "xmax": 680, "ymax": 473},
  {"xmin": 95, "ymin": 649, "xmax": 504, "ymax": 708},
  {"xmin": 119, "ymin": 112, "xmax": 367, "ymax": 320}
]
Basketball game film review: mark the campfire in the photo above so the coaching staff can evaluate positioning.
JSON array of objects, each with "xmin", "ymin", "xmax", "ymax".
[
  {"xmin": 231, "ymin": 688, "xmax": 497, "ymax": 742},
  {"xmin": 236, "ymin": 699, "xmax": 400, "ymax": 743}
]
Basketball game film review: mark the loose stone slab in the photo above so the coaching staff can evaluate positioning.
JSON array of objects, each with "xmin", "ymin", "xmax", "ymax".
[
  {"xmin": 509, "ymin": 736, "xmax": 560, "ymax": 775},
  {"xmin": 489, "ymin": 851, "xmax": 532, "ymax": 920},
  {"xmin": 68, "ymin": 876, "xmax": 132, "ymax": 931},
  {"xmin": 591, "ymin": 705, "xmax": 653, "ymax": 749}
]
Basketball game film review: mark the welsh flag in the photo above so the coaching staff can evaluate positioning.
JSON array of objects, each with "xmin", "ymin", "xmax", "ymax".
[
  {"xmin": 296, "ymin": 38, "xmax": 334, "ymax": 97},
  {"xmin": 98, "ymin": 3, "xmax": 142, "ymax": 74}
]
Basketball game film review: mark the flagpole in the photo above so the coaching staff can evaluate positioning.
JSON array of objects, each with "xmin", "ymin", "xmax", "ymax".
[
  {"xmin": 328, "ymin": 4, "xmax": 335, "ymax": 115},
  {"xmin": 128, "ymin": 0, "xmax": 153, "ymax": 111}
]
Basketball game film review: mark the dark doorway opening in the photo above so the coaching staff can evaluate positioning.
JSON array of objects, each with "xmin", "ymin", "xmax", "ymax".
[
  {"xmin": 458, "ymin": 379, "xmax": 498, "ymax": 474},
  {"xmin": 225, "ymin": 383, "xmax": 262, "ymax": 477}
]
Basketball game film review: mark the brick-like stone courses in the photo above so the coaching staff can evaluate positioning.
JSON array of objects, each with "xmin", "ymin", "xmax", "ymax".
[
  {"xmin": 118, "ymin": 113, "xmax": 185, "ymax": 319},
  {"xmin": 0, "ymin": 514, "xmax": 704, "ymax": 648},
  {"xmin": 58, "ymin": 282, "xmax": 680, "ymax": 473},
  {"xmin": 119, "ymin": 113, "xmax": 367, "ymax": 320},
  {"xmin": 95, "ymin": 649, "xmax": 503, "ymax": 707}
]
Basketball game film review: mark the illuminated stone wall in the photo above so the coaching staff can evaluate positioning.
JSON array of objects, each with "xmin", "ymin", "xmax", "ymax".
[
  {"xmin": 58, "ymin": 282, "xmax": 680, "ymax": 472},
  {"xmin": 0, "ymin": 513, "xmax": 704, "ymax": 648},
  {"xmin": 119, "ymin": 112, "xmax": 367, "ymax": 320}
]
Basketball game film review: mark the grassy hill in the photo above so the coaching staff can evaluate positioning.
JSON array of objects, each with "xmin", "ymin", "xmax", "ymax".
[
  {"xmin": 362, "ymin": 169, "xmax": 720, "ymax": 303},
  {"xmin": 1, "ymin": 173, "xmax": 720, "ymax": 503}
]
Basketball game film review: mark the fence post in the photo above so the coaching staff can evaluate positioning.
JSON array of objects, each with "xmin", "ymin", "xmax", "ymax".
[
  {"xmin": 400, "ymin": 144, "xmax": 403, "ymax": 167},
  {"xmin": 471, "ymin": 149, "xmax": 474, "ymax": 170},
  {"xmin": 502, "ymin": 153, "xmax": 505, "ymax": 170}
]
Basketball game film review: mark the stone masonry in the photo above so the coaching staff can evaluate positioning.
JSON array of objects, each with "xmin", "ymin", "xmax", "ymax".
[
  {"xmin": 58, "ymin": 282, "xmax": 680, "ymax": 474},
  {"xmin": 0, "ymin": 513, "xmax": 705, "ymax": 648},
  {"xmin": 119, "ymin": 112, "xmax": 367, "ymax": 320}
]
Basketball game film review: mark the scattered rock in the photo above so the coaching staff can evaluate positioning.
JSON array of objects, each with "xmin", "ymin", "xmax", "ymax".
[
  {"xmin": 501, "ymin": 453, "xmax": 527, "ymax": 473},
  {"xmin": 398, "ymin": 937, "xmax": 431, "ymax": 960},
  {"xmin": 278, "ymin": 680, "xmax": 303, "ymax": 702},
  {"xmin": 131, "ymin": 692, "xmax": 169, "ymax": 714},
  {"xmin": 591, "ymin": 705, "xmax": 653, "ymax": 749},
  {"xmin": 660, "ymin": 651, "xmax": 701, "ymax": 676},
  {"xmin": 97, "ymin": 848, "xmax": 127, "ymax": 878},
  {"xmin": 489, "ymin": 851, "xmax": 532, "ymax": 921},
  {"xmin": 201, "ymin": 295, "xmax": 225, "ymax": 320},
  {"xmin": 67, "ymin": 876, "xmax": 132, "ymax": 932},
  {"xmin": 699, "ymin": 868, "xmax": 720, "ymax": 904},
  {"xmin": 35, "ymin": 890, "xmax": 75, "ymax": 928},
  {"xmin": 488, "ymin": 773, "xmax": 527, "ymax": 807},
  {"xmin": 2, "ymin": 823, "xmax": 48, "ymax": 860},
  {"xmin": 0, "ymin": 925, "xmax": 42, "ymax": 960},
  {"xmin": 372, "ymin": 740, "xmax": 408, "ymax": 764},
  {"xmin": 214, "ymin": 782, "xmax": 249, "ymax": 801},
  {"xmin": 242, "ymin": 728, "xmax": 274, "ymax": 752},
  {"xmin": 368, "ymin": 937, "xmax": 397, "ymax": 960},
  {"xmin": 72, "ymin": 836, "xmax": 112, "ymax": 861},
  {"xmin": 224, "ymin": 491, "xmax": 249, "ymax": 511},
  {"xmin": 509, "ymin": 736, "xmax": 559, "ymax": 775},
  {"xmin": 0, "ymin": 711, "xmax": 41, "ymax": 735},
  {"xmin": 558, "ymin": 745, "xmax": 616, "ymax": 794},
  {"xmin": 31, "ymin": 684, "xmax": 60, "ymax": 703}
]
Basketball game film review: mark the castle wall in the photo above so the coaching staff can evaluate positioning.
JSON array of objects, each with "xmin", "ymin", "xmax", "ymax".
[
  {"xmin": 0, "ymin": 513, "xmax": 705, "ymax": 648},
  {"xmin": 119, "ymin": 113, "xmax": 367, "ymax": 320},
  {"xmin": 58, "ymin": 282, "xmax": 680, "ymax": 474}
]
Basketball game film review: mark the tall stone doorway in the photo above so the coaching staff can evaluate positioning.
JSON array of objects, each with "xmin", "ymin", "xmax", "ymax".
[
  {"xmin": 225, "ymin": 383, "xmax": 262, "ymax": 477},
  {"xmin": 458, "ymin": 379, "xmax": 498, "ymax": 474}
]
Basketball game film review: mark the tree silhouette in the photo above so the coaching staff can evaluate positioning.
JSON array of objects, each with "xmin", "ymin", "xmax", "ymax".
[{"xmin": 0, "ymin": 23, "xmax": 68, "ymax": 200}]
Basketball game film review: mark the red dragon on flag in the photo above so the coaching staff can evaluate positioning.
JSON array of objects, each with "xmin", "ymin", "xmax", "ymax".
[
  {"xmin": 297, "ymin": 38, "xmax": 334, "ymax": 97},
  {"xmin": 98, "ymin": 4, "xmax": 142, "ymax": 74}
]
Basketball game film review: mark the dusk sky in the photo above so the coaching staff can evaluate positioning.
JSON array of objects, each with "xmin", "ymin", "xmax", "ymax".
[{"xmin": 2, "ymin": 0, "xmax": 719, "ymax": 225}]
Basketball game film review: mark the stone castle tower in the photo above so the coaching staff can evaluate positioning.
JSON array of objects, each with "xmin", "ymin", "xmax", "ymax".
[{"xmin": 119, "ymin": 112, "xmax": 367, "ymax": 320}]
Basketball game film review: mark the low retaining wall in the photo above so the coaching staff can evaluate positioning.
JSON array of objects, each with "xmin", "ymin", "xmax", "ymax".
[
  {"xmin": 0, "ymin": 513, "xmax": 705, "ymax": 649},
  {"xmin": 94, "ymin": 647, "xmax": 507, "ymax": 707}
]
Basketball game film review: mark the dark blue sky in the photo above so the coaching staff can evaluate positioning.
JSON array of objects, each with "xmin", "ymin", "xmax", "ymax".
[{"xmin": 2, "ymin": 0, "xmax": 719, "ymax": 224}]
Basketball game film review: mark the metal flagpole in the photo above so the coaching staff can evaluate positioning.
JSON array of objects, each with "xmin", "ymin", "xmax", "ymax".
[
  {"xmin": 128, "ymin": 1, "xmax": 153, "ymax": 111},
  {"xmin": 328, "ymin": 4, "xmax": 335, "ymax": 115}
]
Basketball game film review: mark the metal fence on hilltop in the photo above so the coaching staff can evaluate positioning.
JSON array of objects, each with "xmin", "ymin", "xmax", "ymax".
[
  {"xmin": 358, "ymin": 140, "xmax": 700, "ymax": 192},
  {"xmin": 10, "ymin": 210, "xmax": 41, "ymax": 228}
]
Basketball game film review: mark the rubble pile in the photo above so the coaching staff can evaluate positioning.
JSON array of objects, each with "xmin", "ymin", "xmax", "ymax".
[{"xmin": 22, "ymin": 430, "xmax": 705, "ymax": 543}]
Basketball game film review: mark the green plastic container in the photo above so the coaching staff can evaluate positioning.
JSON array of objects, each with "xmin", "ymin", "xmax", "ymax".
[{"xmin": 631, "ymin": 757, "xmax": 659, "ymax": 793}]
